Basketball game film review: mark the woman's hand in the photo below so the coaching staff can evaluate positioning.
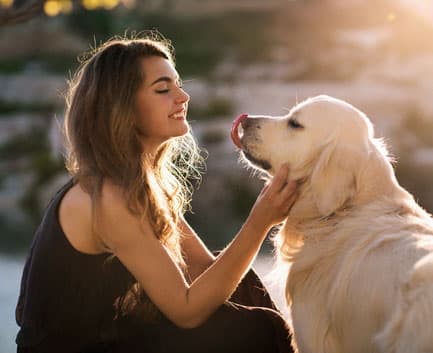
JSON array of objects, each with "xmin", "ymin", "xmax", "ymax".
[{"xmin": 247, "ymin": 164, "xmax": 298, "ymax": 232}]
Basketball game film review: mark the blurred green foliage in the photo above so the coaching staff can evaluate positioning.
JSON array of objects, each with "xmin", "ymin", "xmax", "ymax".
[
  {"xmin": 0, "ymin": 214, "xmax": 34, "ymax": 254},
  {"xmin": 200, "ymin": 129, "xmax": 225, "ymax": 145},
  {"xmin": 188, "ymin": 97, "xmax": 234, "ymax": 121},
  {"xmin": 230, "ymin": 181, "xmax": 257, "ymax": 219},
  {"xmin": 66, "ymin": 8, "xmax": 117, "ymax": 39},
  {"xmin": 0, "ymin": 100, "xmax": 57, "ymax": 115},
  {"xmin": 0, "ymin": 55, "xmax": 79, "ymax": 75},
  {"xmin": 64, "ymin": 9, "xmax": 275, "ymax": 77},
  {"xmin": 19, "ymin": 152, "xmax": 65, "ymax": 225},
  {"xmin": 0, "ymin": 126, "xmax": 64, "ymax": 252},
  {"xmin": 0, "ymin": 9, "xmax": 276, "ymax": 78}
]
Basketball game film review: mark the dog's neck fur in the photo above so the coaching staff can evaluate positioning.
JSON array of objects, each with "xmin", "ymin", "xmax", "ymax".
[
  {"xmin": 288, "ymin": 150, "xmax": 413, "ymax": 224},
  {"xmin": 278, "ymin": 152, "xmax": 428, "ymax": 263}
]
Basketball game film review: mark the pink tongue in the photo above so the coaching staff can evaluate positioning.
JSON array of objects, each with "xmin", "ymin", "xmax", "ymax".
[{"xmin": 231, "ymin": 114, "xmax": 248, "ymax": 149}]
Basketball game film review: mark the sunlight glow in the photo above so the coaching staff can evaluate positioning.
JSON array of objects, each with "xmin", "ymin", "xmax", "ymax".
[
  {"xmin": 120, "ymin": 0, "xmax": 135, "ymax": 9},
  {"xmin": 81, "ymin": 0, "xmax": 122, "ymax": 10},
  {"xmin": 0, "ymin": 0, "xmax": 13, "ymax": 7},
  {"xmin": 387, "ymin": 12, "xmax": 396, "ymax": 23},
  {"xmin": 101, "ymin": 0, "xmax": 119, "ymax": 9},
  {"xmin": 44, "ymin": 0, "xmax": 62, "ymax": 16},
  {"xmin": 0, "ymin": 0, "xmax": 134, "ymax": 15},
  {"xmin": 61, "ymin": 0, "xmax": 73, "ymax": 14},
  {"xmin": 81, "ymin": 0, "xmax": 99, "ymax": 10}
]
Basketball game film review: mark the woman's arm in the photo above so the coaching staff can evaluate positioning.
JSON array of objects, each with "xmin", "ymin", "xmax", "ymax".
[
  {"xmin": 96, "ymin": 165, "xmax": 297, "ymax": 329},
  {"xmin": 178, "ymin": 217, "xmax": 215, "ymax": 282}
]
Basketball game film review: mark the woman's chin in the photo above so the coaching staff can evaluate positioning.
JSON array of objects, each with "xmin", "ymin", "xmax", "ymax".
[{"xmin": 175, "ymin": 121, "xmax": 190, "ymax": 135}]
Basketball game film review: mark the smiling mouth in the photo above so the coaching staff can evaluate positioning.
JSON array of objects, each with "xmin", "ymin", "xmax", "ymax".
[
  {"xmin": 243, "ymin": 151, "xmax": 272, "ymax": 170},
  {"xmin": 169, "ymin": 111, "xmax": 185, "ymax": 120}
]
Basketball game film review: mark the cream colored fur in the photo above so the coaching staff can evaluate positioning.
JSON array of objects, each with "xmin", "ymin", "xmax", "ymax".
[{"xmin": 240, "ymin": 95, "xmax": 433, "ymax": 353}]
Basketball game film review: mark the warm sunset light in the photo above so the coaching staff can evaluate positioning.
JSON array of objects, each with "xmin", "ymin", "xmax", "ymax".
[
  {"xmin": 81, "ymin": 0, "xmax": 121, "ymax": 10},
  {"xmin": 42, "ymin": 0, "xmax": 73, "ymax": 16},
  {"xmin": 101, "ymin": 0, "xmax": 119, "ymax": 10},
  {"xmin": 81, "ymin": 0, "xmax": 99, "ymax": 10},
  {"xmin": 0, "ymin": 0, "xmax": 13, "ymax": 7},
  {"xmin": 61, "ymin": 0, "xmax": 73, "ymax": 14},
  {"xmin": 400, "ymin": 0, "xmax": 433, "ymax": 21},
  {"xmin": 0, "ymin": 0, "xmax": 132, "ymax": 16},
  {"xmin": 120, "ymin": 0, "xmax": 135, "ymax": 9},
  {"xmin": 44, "ymin": 0, "xmax": 62, "ymax": 16},
  {"xmin": 387, "ymin": 12, "xmax": 396, "ymax": 22}
]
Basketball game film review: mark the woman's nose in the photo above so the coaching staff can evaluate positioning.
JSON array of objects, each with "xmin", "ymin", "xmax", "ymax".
[{"xmin": 176, "ymin": 88, "xmax": 190, "ymax": 103}]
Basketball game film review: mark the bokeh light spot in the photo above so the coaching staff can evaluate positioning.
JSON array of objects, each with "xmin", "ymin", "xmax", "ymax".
[
  {"xmin": 61, "ymin": 0, "xmax": 73, "ymax": 14},
  {"xmin": 44, "ymin": 0, "xmax": 62, "ymax": 16},
  {"xmin": 82, "ymin": 0, "xmax": 99, "ymax": 10},
  {"xmin": 102, "ymin": 0, "xmax": 119, "ymax": 10}
]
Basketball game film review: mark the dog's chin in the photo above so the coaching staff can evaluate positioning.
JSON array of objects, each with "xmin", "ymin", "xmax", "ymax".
[{"xmin": 242, "ymin": 151, "xmax": 272, "ymax": 172}]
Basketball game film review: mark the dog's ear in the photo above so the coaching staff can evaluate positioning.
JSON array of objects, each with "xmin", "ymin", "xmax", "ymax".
[{"xmin": 310, "ymin": 142, "xmax": 362, "ymax": 217}]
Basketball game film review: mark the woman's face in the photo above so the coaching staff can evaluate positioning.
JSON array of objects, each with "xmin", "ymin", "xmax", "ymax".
[{"xmin": 135, "ymin": 56, "xmax": 190, "ymax": 152}]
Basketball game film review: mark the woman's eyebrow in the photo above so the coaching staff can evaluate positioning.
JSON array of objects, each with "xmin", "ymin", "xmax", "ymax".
[{"xmin": 150, "ymin": 76, "xmax": 180, "ymax": 86}]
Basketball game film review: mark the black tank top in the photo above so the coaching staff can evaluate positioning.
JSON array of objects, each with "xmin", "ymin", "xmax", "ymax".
[{"xmin": 15, "ymin": 179, "xmax": 162, "ymax": 352}]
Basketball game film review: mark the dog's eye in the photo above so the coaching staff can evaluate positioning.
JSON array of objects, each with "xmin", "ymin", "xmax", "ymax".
[{"xmin": 288, "ymin": 118, "xmax": 304, "ymax": 129}]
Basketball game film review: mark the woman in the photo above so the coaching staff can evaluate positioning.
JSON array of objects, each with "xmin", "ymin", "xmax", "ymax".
[{"xmin": 15, "ymin": 35, "xmax": 297, "ymax": 353}]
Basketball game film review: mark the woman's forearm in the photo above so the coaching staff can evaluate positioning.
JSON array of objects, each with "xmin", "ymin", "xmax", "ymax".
[
  {"xmin": 185, "ymin": 256, "xmax": 214, "ymax": 283},
  {"xmin": 180, "ymin": 217, "xmax": 270, "ymax": 327},
  {"xmin": 179, "ymin": 218, "xmax": 216, "ymax": 282}
]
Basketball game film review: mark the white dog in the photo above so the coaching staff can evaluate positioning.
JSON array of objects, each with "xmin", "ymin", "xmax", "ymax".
[{"xmin": 231, "ymin": 95, "xmax": 433, "ymax": 353}]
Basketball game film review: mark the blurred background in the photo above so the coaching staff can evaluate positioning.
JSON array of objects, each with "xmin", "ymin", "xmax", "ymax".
[{"xmin": 1, "ymin": 0, "xmax": 433, "ymax": 351}]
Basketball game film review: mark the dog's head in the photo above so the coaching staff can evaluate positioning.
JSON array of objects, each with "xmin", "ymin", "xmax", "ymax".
[{"xmin": 232, "ymin": 95, "xmax": 391, "ymax": 218}]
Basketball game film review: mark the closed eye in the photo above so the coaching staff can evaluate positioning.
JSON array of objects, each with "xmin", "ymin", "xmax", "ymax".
[{"xmin": 288, "ymin": 118, "xmax": 304, "ymax": 129}]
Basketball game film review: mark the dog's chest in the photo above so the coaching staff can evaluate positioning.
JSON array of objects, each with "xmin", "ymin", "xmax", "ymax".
[{"xmin": 288, "ymin": 253, "xmax": 343, "ymax": 353}]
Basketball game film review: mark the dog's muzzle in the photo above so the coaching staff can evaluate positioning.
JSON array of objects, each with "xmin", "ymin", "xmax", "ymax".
[{"xmin": 231, "ymin": 114, "xmax": 272, "ymax": 171}]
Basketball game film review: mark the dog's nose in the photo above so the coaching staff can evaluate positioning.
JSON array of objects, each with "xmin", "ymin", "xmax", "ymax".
[
  {"xmin": 241, "ymin": 117, "xmax": 260, "ymax": 130},
  {"xmin": 241, "ymin": 118, "xmax": 251, "ymax": 128}
]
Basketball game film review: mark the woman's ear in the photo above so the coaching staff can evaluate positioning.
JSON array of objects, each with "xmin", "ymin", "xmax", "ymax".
[{"xmin": 310, "ymin": 142, "xmax": 362, "ymax": 217}]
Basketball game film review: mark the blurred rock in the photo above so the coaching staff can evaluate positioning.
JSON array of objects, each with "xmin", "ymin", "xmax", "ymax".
[
  {"xmin": 37, "ymin": 172, "xmax": 70, "ymax": 210},
  {"xmin": 0, "ymin": 19, "xmax": 86, "ymax": 60},
  {"xmin": 0, "ymin": 172, "xmax": 34, "ymax": 225},
  {"xmin": 0, "ymin": 74, "xmax": 66, "ymax": 105},
  {"xmin": 413, "ymin": 148, "xmax": 433, "ymax": 167},
  {"xmin": 0, "ymin": 114, "xmax": 46, "ymax": 145}
]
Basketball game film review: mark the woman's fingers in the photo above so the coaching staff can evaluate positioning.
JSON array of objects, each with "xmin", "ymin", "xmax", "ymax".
[
  {"xmin": 269, "ymin": 167, "xmax": 298, "ymax": 213},
  {"xmin": 249, "ymin": 163, "xmax": 299, "ymax": 229},
  {"xmin": 281, "ymin": 180, "xmax": 297, "ymax": 200},
  {"xmin": 267, "ymin": 164, "xmax": 290, "ymax": 194},
  {"xmin": 283, "ymin": 186, "xmax": 298, "ymax": 213},
  {"xmin": 272, "ymin": 180, "xmax": 297, "ymax": 214}
]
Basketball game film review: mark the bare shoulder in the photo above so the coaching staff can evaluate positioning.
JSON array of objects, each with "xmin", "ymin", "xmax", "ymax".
[
  {"xmin": 98, "ymin": 179, "xmax": 135, "ymax": 223},
  {"xmin": 100, "ymin": 179, "xmax": 124, "ymax": 202},
  {"xmin": 96, "ymin": 180, "xmax": 154, "ymax": 250},
  {"xmin": 59, "ymin": 181, "xmax": 106, "ymax": 254}
]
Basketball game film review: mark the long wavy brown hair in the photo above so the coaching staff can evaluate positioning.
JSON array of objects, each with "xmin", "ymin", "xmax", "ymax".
[{"xmin": 63, "ymin": 34, "xmax": 204, "ymax": 267}]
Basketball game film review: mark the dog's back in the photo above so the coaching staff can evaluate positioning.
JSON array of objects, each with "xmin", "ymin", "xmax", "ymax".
[
  {"xmin": 377, "ymin": 251, "xmax": 433, "ymax": 353},
  {"xmin": 284, "ymin": 197, "xmax": 433, "ymax": 353}
]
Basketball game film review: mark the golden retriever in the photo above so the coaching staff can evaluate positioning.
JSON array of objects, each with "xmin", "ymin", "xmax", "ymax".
[{"xmin": 231, "ymin": 95, "xmax": 433, "ymax": 353}]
